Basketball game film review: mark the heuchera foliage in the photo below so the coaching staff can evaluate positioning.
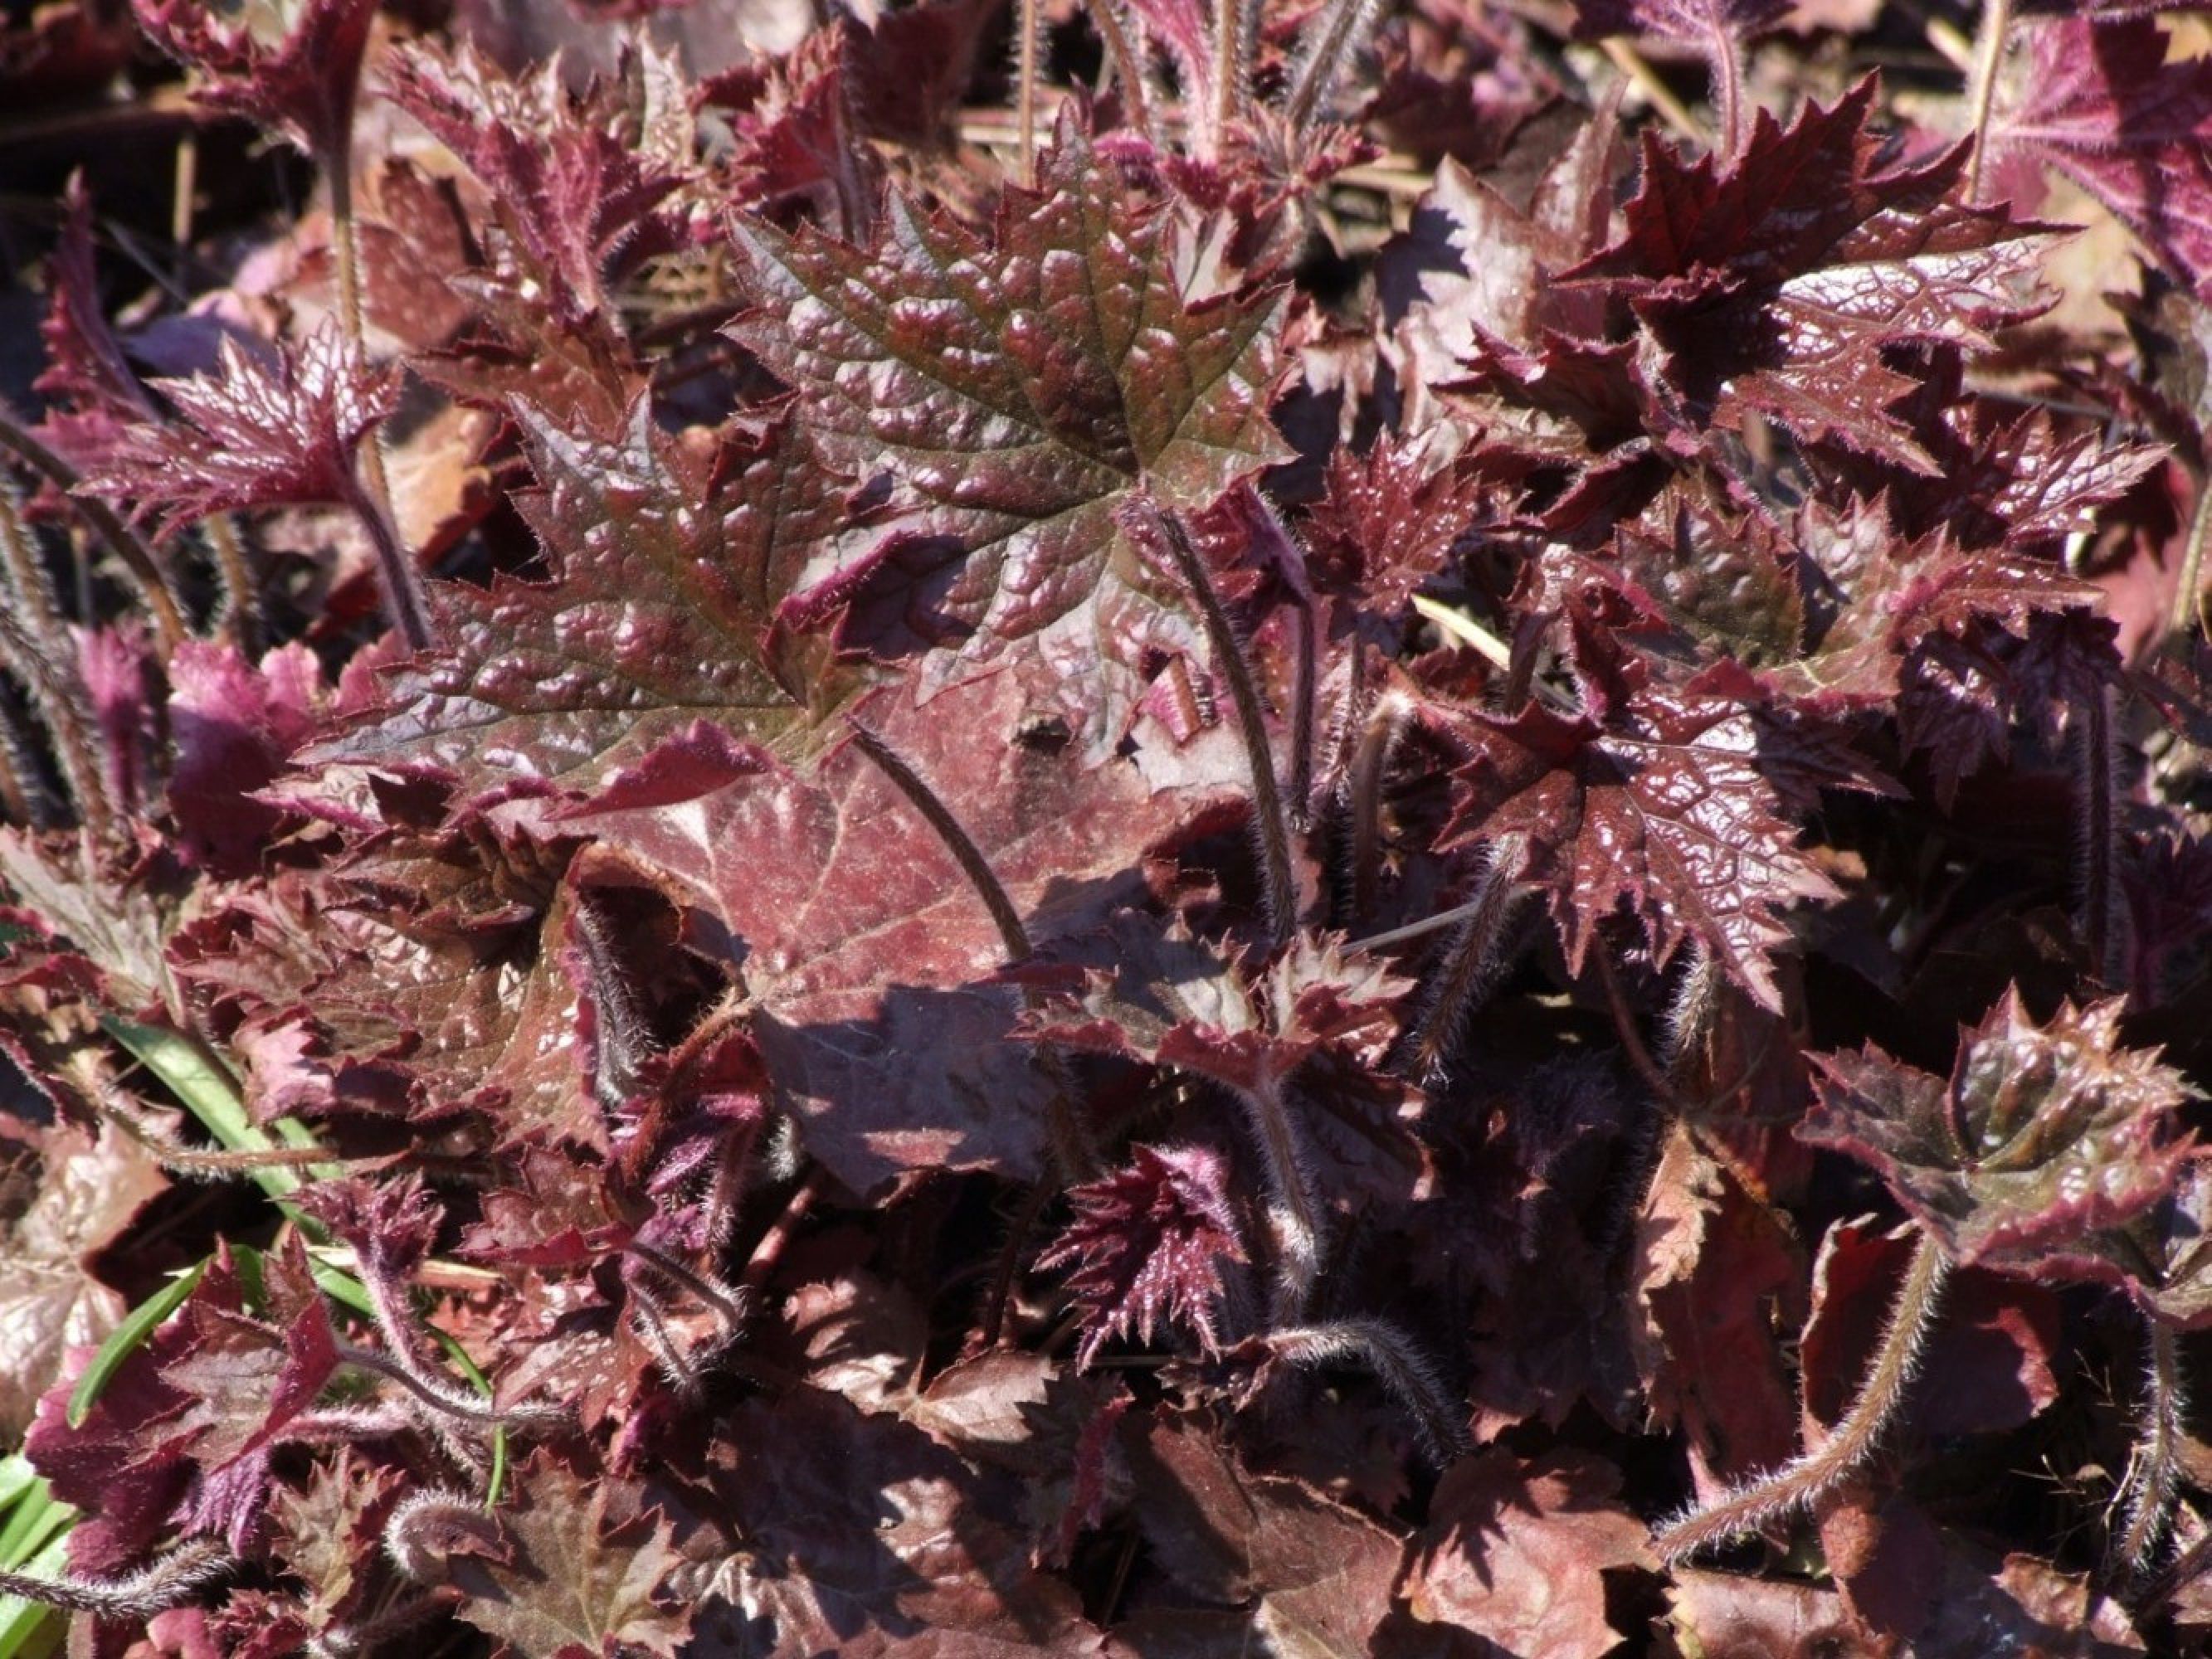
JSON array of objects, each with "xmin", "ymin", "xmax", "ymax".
[{"xmin": 10, "ymin": 0, "xmax": 2212, "ymax": 1652}]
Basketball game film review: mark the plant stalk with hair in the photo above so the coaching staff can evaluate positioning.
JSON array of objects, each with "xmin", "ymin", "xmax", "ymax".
[{"xmin": 1655, "ymin": 1228, "xmax": 1950, "ymax": 1562}]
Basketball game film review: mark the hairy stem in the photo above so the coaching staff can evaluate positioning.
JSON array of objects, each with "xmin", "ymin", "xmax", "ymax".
[
  {"xmin": 328, "ymin": 136, "xmax": 431, "ymax": 651},
  {"xmin": 1289, "ymin": 597, "xmax": 1317, "ymax": 827},
  {"xmin": 2117, "ymin": 1316, "xmax": 2187, "ymax": 1574},
  {"xmin": 0, "ymin": 1539, "xmax": 227, "ymax": 1620},
  {"xmin": 851, "ymin": 716, "xmax": 1101, "ymax": 1177},
  {"xmin": 1240, "ymin": 1073, "xmax": 1323, "ymax": 1315},
  {"xmin": 1141, "ymin": 502, "xmax": 1298, "ymax": 947},
  {"xmin": 1017, "ymin": 0, "xmax": 1041, "ymax": 187},
  {"xmin": 340, "ymin": 473, "xmax": 432, "ymax": 652},
  {"xmin": 624, "ymin": 1237, "xmax": 750, "ymax": 1333},
  {"xmin": 0, "ymin": 411, "xmax": 185, "ymax": 654},
  {"xmin": 0, "ymin": 693, "xmax": 44, "ymax": 823},
  {"xmin": 1709, "ymin": 32, "xmax": 1748, "ymax": 159},
  {"xmin": 336, "ymin": 1342, "xmax": 568, "ymax": 1436},
  {"xmin": 1396, "ymin": 834, "xmax": 1530, "ymax": 1080},
  {"xmin": 202, "ymin": 513, "xmax": 259, "ymax": 654},
  {"xmin": 1269, "ymin": 1318, "xmax": 1467, "ymax": 1465},
  {"xmin": 1284, "ymin": 0, "xmax": 1386, "ymax": 132},
  {"xmin": 1342, "ymin": 691, "xmax": 1410, "ymax": 921},
  {"xmin": 1962, "ymin": 0, "xmax": 2014, "ymax": 204},
  {"xmin": 1654, "ymin": 1228, "xmax": 1950, "ymax": 1563},
  {"xmin": 0, "ymin": 483, "xmax": 115, "ymax": 844},
  {"xmin": 1210, "ymin": 0, "xmax": 1246, "ymax": 156},
  {"xmin": 848, "ymin": 720, "xmax": 1029, "ymax": 961},
  {"xmin": 1662, "ymin": 946, "xmax": 1723, "ymax": 1076},
  {"xmin": 1090, "ymin": 0, "xmax": 1156, "ymax": 145},
  {"xmin": 2077, "ymin": 685, "xmax": 2122, "ymax": 989}
]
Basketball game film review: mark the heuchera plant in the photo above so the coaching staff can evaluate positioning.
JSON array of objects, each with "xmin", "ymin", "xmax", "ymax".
[{"xmin": 7, "ymin": 0, "xmax": 2212, "ymax": 1652}]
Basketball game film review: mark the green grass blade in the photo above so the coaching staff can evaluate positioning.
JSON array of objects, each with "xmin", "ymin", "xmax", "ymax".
[
  {"xmin": 0, "ymin": 1487, "xmax": 69, "ymax": 1574},
  {"xmin": 100, "ymin": 1015, "xmax": 329, "ymax": 1196},
  {"xmin": 0, "ymin": 1460, "xmax": 34, "ymax": 1520},
  {"xmin": 65, "ymin": 1261, "xmax": 206, "ymax": 1429},
  {"xmin": 0, "ymin": 1533, "xmax": 71, "ymax": 1659}
]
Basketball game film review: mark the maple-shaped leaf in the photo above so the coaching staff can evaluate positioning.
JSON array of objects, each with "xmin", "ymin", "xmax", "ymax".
[
  {"xmin": 1039, "ymin": 1142, "xmax": 1248, "ymax": 1367},
  {"xmin": 706, "ymin": 1389, "xmax": 1102, "ymax": 1657},
  {"xmin": 728, "ymin": 118, "xmax": 1290, "ymax": 756},
  {"xmin": 1024, "ymin": 920, "xmax": 1430, "ymax": 1211},
  {"xmin": 1630, "ymin": 1124, "xmax": 1803, "ymax": 1493},
  {"xmin": 380, "ymin": 38, "xmax": 698, "ymax": 328},
  {"xmin": 1802, "ymin": 990, "xmax": 2195, "ymax": 1272},
  {"xmin": 563, "ymin": 671, "xmax": 1228, "ymax": 1194},
  {"xmin": 1994, "ymin": 17, "xmax": 2212, "ymax": 298},
  {"xmin": 1299, "ymin": 435, "xmax": 1521, "ymax": 647},
  {"xmin": 1566, "ymin": 80, "xmax": 2053, "ymax": 473},
  {"xmin": 133, "ymin": 0, "xmax": 375, "ymax": 163},
  {"xmin": 443, "ymin": 1457, "xmax": 693, "ymax": 1659},
  {"xmin": 81, "ymin": 324, "xmax": 397, "ymax": 543},
  {"xmin": 160, "ymin": 1237, "xmax": 339, "ymax": 1475},
  {"xmin": 1123, "ymin": 1413, "xmax": 1406, "ymax": 1654},
  {"xmin": 1380, "ymin": 1447, "xmax": 1654, "ymax": 1659},
  {"xmin": 1445, "ymin": 658, "xmax": 1869, "ymax": 1012},
  {"xmin": 309, "ymin": 402, "xmax": 863, "ymax": 802},
  {"xmin": 0, "ymin": 1123, "xmax": 168, "ymax": 1440}
]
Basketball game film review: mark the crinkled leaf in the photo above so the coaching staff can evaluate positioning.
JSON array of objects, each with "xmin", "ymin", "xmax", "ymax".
[
  {"xmin": 1381, "ymin": 1447, "xmax": 1653, "ymax": 1659},
  {"xmin": 310, "ymin": 403, "xmax": 864, "ymax": 800},
  {"xmin": 728, "ymin": 119, "xmax": 1290, "ymax": 756},
  {"xmin": 710, "ymin": 1389, "xmax": 1103, "ymax": 1657},
  {"xmin": 1629, "ymin": 1125, "xmax": 1802, "ymax": 1494},
  {"xmin": 82, "ymin": 324, "xmax": 397, "ymax": 542},
  {"xmin": 1995, "ymin": 17, "xmax": 2212, "ymax": 298},
  {"xmin": 1569, "ymin": 80, "xmax": 2054, "ymax": 471},
  {"xmin": 445, "ymin": 1457, "xmax": 693, "ymax": 1659},
  {"xmin": 1802, "ymin": 990, "xmax": 2194, "ymax": 1272},
  {"xmin": 563, "ymin": 672, "xmax": 1225, "ymax": 1194},
  {"xmin": 1446, "ymin": 661, "xmax": 1864, "ymax": 1011},
  {"xmin": 1039, "ymin": 1143, "xmax": 1247, "ymax": 1367},
  {"xmin": 381, "ymin": 37, "xmax": 698, "ymax": 325},
  {"xmin": 133, "ymin": 0, "xmax": 375, "ymax": 161},
  {"xmin": 1123, "ymin": 1413, "xmax": 1405, "ymax": 1657},
  {"xmin": 0, "ymin": 1125, "xmax": 168, "ymax": 1440}
]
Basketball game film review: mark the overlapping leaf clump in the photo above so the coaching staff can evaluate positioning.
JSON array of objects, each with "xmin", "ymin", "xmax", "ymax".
[{"xmin": 5, "ymin": 0, "xmax": 2212, "ymax": 1653}]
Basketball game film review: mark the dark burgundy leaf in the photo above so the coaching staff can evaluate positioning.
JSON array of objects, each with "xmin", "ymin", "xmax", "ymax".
[
  {"xmin": 81, "ymin": 325, "xmax": 397, "ymax": 543},
  {"xmin": 1446, "ymin": 659, "xmax": 1868, "ymax": 1010},
  {"xmin": 309, "ymin": 404, "xmax": 865, "ymax": 802},
  {"xmin": 133, "ymin": 0, "xmax": 376, "ymax": 162},
  {"xmin": 1804, "ymin": 990, "xmax": 2194, "ymax": 1272},
  {"xmin": 1383, "ymin": 1447, "xmax": 1654, "ymax": 1658},
  {"xmin": 729, "ymin": 118, "xmax": 1289, "ymax": 756},
  {"xmin": 1995, "ymin": 17, "xmax": 2212, "ymax": 298},
  {"xmin": 1040, "ymin": 1143, "xmax": 1248, "ymax": 1366}
]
